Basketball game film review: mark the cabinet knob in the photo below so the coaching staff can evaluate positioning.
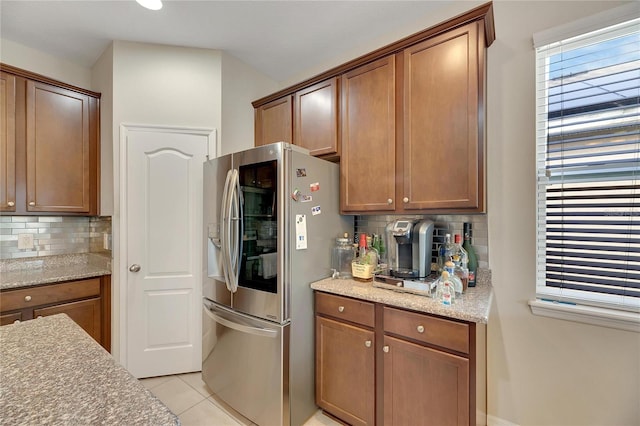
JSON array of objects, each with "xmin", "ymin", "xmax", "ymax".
[
  {"xmin": 13, "ymin": 319, "xmax": 20, "ymax": 324},
  {"xmin": 37, "ymin": 316, "xmax": 43, "ymax": 319},
  {"xmin": 338, "ymin": 306, "xmax": 345, "ymax": 313},
  {"xmin": 383, "ymin": 345, "xmax": 389, "ymax": 353},
  {"xmin": 365, "ymin": 340, "xmax": 372, "ymax": 348},
  {"xmin": 403, "ymin": 197, "xmax": 409, "ymax": 203},
  {"xmin": 387, "ymin": 198, "xmax": 393, "ymax": 205},
  {"xmin": 417, "ymin": 325, "xmax": 425, "ymax": 333},
  {"xmin": 7, "ymin": 201, "xmax": 14, "ymax": 207},
  {"xmin": 24, "ymin": 295, "xmax": 32, "ymax": 302},
  {"xmin": 28, "ymin": 201, "xmax": 36, "ymax": 206}
]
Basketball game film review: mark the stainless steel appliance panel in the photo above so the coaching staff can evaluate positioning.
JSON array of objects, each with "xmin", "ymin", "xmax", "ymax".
[
  {"xmin": 232, "ymin": 143, "xmax": 289, "ymax": 323},
  {"xmin": 202, "ymin": 298, "xmax": 288, "ymax": 426},
  {"xmin": 202, "ymin": 142, "xmax": 354, "ymax": 426},
  {"xmin": 204, "ymin": 153, "xmax": 233, "ymax": 308},
  {"xmin": 286, "ymin": 148, "xmax": 349, "ymax": 426}
]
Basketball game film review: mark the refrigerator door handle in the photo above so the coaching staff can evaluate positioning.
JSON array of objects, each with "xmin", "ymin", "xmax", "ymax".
[
  {"xmin": 220, "ymin": 169, "xmax": 234, "ymax": 292},
  {"xmin": 228, "ymin": 169, "xmax": 243, "ymax": 291},
  {"xmin": 203, "ymin": 301, "xmax": 278, "ymax": 338}
]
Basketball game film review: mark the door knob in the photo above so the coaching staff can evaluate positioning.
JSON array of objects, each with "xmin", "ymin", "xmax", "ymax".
[{"xmin": 129, "ymin": 264, "xmax": 141, "ymax": 272}]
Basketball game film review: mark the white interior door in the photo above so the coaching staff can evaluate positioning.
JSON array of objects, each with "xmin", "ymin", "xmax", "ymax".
[{"xmin": 123, "ymin": 125, "xmax": 213, "ymax": 378}]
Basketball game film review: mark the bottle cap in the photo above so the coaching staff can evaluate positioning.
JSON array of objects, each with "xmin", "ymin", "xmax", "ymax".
[
  {"xmin": 454, "ymin": 234, "xmax": 461, "ymax": 243},
  {"xmin": 358, "ymin": 234, "xmax": 367, "ymax": 247}
]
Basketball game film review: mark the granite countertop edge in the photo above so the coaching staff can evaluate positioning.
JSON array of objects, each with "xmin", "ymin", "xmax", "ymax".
[
  {"xmin": 0, "ymin": 314, "xmax": 179, "ymax": 425},
  {"xmin": 311, "ymin": 269, "xmax": 492, "ymax": 324},
  {"xmin": 0, "ymin": 253, "xmax": 112, "ymax": 290}
]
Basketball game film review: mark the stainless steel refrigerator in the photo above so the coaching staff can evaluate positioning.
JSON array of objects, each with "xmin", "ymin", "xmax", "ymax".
[{"xmin": 202, "ymin": 142, "xmax": 352, "ymax": 426}]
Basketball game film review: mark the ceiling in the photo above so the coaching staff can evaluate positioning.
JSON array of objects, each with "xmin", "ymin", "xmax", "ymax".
[{"xmin": 0, "ymin": 0, "xmax": 457, "ymax": 82}]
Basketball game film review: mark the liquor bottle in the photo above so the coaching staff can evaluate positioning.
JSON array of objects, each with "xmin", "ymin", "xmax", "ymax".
[
  {"xmin": 437, "ymin": 233, "xmax": 454, "ymax": 272},
  {"xmin": 357, "ymin": 234, "xmax": 368, "ymax": 263},
  {"xmin": 366, "ymin": 235, "xmax": 379, "ymax": 270},
  {"xmin": 436, "ymin": 271, "xmax": 455, "ymax": 305},
  {"xmin": 462, "ymin": 223, "xmax": 478, "ymax": 287},
  {"xmin": 453, "ymin": 234, "xmax": 469, "ymax": 291}
]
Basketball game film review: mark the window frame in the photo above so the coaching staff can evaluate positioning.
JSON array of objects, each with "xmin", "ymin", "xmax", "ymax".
[{"xmin": 530, "ymin": 3, "xmax": 640, "ymax": 332}]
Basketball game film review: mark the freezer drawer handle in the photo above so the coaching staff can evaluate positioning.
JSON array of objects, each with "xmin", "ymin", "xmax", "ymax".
[{"xmin": 204, "ymin": 304, "xmax": 278, "ymax": 338}]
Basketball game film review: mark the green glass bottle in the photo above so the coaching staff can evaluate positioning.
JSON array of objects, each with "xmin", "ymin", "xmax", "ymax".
[{"xmin": 462, "ymin": 223, "xmax": 478, "ymax": 287}]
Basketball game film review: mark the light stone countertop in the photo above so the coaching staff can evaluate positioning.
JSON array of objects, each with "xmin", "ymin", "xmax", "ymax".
[
  {"xmin": 0, "ymin": 314, "xmax": 179, "ymax": 425},
  {"xmin": 311, "ymin": 269, "xmax": 492, "ymax": 324},
  {"xmin": 0, "ymin": 253, "xmax": 111, "ymax": 290}
]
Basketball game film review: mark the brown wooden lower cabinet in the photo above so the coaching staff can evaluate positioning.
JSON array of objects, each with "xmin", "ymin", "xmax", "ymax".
[
  {"xmin": 314, "ymin": 291, "xmax": 486, "ymax": 426},
  {"xmin": 316, "ymin": 316, "xmax": 375, "ymax": 426},
  {"xmin": 383, "ymin": 335, "xmax": 469, "ymax": 426},
  {"xmin": 0, "ymin": 276, "xmax": 111, "ymax": 351}
]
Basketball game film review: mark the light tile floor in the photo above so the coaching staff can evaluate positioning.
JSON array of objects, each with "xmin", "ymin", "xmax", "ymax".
[{"xmin": 140, "ymin": 372, "xmax": 342, "ymax": 426}]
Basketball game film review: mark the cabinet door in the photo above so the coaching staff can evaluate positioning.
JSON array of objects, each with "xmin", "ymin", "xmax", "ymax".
[
  {"xmin": 402, "ymin": 22, "xmax": 483, "ymax": 211},
  {"xmin": 34, "ymin": 297, "xmax": 101, "ymax": 344},
  {"xmin": 383, "ymin": 334, "xmax": 469, "ymax": 426},
  {"xmin": 0, "ymin": 311, "xmax": 23, "ymax": 326},
  {"xmin": 255, "ymin": 96, "xmax": 292, "ymax": 146},
  {"xmin": 340, "ymin": 56, "xmax": 396, "ymax": 213},
  {"xmin": 0, "ymin": 71, "xmax": 16, "ymax": 212},
  {"xmin": 316, "ymin": 316, "xmax": 375, "ymax": 426},
  {"xmin": 26, "ymin": 80, "xmax": 91, "ymax": 212},
  {"xmin": 295, "ymin": 77, "xmax": 339, "ymax": 158}
]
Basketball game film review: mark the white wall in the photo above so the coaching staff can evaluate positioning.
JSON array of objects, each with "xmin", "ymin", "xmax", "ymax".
[
  {"xmin": 91, "ymin": 43, "xmax": 114, "ymax": 217},
  {"xmin": 486, "ymin": 2, "xmax": 639, "ymax": 425},
  {"xmin": 221, "ymin": 51, "xmax": 278, "ymax": 155},
  {"xmin": 0, "ymin": 38, "xmax": 92, "ymax": 89}
]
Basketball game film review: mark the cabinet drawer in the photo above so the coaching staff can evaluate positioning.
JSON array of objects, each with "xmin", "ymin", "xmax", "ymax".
[
  {"xmin": 315, "ymin": 292, "xmax": 375, "ymax": 328},
  {"xmin": 383, "ymin": 306, "xmax": 469, "ymax": 354},
  {"xmin": 0, "ymin": 278, "xmax": 101, "ymax": 312},
  {"xmin": 1, "ymin": 311, "xmax": 23, "ymax": 326}
]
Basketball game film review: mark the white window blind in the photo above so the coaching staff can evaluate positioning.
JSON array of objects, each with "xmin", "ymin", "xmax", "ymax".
[{"xmin": 535, "ymin": 16, "xmax": 640, "ymax": 314}]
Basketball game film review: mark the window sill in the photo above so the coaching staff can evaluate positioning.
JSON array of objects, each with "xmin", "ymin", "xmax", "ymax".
[{"xmin": 528, "ymin": 299, "xmax": 640, "ymax": 333}]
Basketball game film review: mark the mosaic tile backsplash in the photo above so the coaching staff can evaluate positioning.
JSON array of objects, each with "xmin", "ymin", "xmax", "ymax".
[
  {"xmin": 0, "ymin": 216, "xmax": 112, "ymax": 260},
  {"xmin": 354, "ymin": 214, "xmax": 489, "ymax": 269}
]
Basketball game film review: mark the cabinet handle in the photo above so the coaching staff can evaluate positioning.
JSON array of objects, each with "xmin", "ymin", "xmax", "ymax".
[
  {"xmin": 365, "ymin": 340, "xmax": 372, "ymax": 348},
  {"xmin": 7, "ymin": 201, "xmax": 14, "ymax": 207},
  {"xmin": 28, "ymin": 201, "xmax": 35, "ymax": 206},
  {"xmin": 338, "ymin": 306, "xmax": 345, "ymax": 313},
  {"xmin": 403, "ymin": 197, "xmax": 409, "ymax": 203},
  {"xmin": 24, "ymin": 295, "xmax": 32, "ymax": 302},
  {"xmin": 383, "ymin": 345, "xmax": 389, "ymax": 353},
  {"xmin": 387, "ymin": 198, "xmax": 393, "ymax": 205},
  {"xmin": 417, "ymin": 325, "xmax": 425, "ymax": 333}
]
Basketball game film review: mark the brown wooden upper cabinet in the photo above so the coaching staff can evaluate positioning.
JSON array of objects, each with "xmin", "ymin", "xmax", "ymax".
[
  {"xmin": 294, "ymin": 77, "xmax": 339, "ymax": 159},
  {"xmin": 252, "ymin": 2, "xmax": 494, "ymax": 214},
  {"xmin": 254, "ymin": 95, "xmax": 292, "ymax": 146},
  {"xmin": 340, "ymin": 57, "xmax": 396, "ymax": 213},
  {"xmin": 0, "ymin": 64, "xmax": 100, "ymax": 215},
  {"xmin": 254, "ymin": 77, "xmax": 340, "ymax": 160},
  {"xmin": 0, "ymin": 71, "xmax": 16, "ymax": 213},
  {"xmin": 341, "ymin": 20, "xmax": 487, "ymax": 213},
  {"xmin": 400, "ymin": 21, "xmax": 485, "ymax": 212}
]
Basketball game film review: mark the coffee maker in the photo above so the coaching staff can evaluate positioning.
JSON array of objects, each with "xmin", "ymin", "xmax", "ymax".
[{"xmin": 385, "ymin": 219, "xmax": 434, "ymax": 279}]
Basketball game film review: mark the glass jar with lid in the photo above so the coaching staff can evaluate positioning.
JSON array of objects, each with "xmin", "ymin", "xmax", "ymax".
[{"xmin": 332, "ymin": 233, "xmax": 355, "ymax": 279}]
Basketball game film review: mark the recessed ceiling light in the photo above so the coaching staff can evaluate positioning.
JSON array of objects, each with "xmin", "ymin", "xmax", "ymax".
[{"xmin": 136, "ymin": 0, "xmax": 162, "ymax": 11}]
